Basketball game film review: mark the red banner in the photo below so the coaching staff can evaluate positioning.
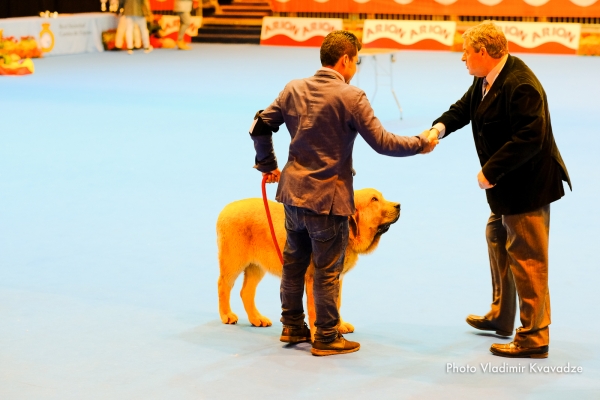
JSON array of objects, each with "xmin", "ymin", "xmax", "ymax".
[
  {"xmin": 150, "ymin": 0, "xmax": 175, "ymax": 10},
  {"xmin": 270, "ymin": 0, "xmax": 600, "ymax": 18}
]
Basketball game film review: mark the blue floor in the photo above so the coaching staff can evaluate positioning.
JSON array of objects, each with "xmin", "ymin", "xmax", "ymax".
[{"xmin": 1, "ymin": 45, "xmax": 599, "ymax": 399}]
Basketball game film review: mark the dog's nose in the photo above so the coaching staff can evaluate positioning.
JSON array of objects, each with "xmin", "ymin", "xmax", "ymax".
[{"xmin": 395, "ymin": 203, "xmax": 400, "ymax": 210}]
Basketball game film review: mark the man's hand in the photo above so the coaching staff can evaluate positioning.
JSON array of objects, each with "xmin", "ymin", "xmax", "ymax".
[
  {"xmin": 428, "ymin": 128, "xmax": 440, "ymax": 142},
  {"xmin": 477, "ymin": 170, "xmax": 495, "ymax": 189},
  {"xmin": 263, "ymin": 168, "xmax": 281, "ymax": 183},
  {"xmin": 420, "ymin": 129, "xmax": 440, "ymax": 154}
]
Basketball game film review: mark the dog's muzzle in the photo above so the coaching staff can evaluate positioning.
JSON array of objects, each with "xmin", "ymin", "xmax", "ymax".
[
  {"xmin": 377, "ymin": 212, "xmax": 400, "ymax": 235},
  {"xmin": 377, "ymin": 224, "xmax": 391, "ymax": 235}
]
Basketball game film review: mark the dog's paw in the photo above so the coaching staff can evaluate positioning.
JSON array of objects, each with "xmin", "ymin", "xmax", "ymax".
[
  {"xmin": 338, "ymin": 320, "xmax": 355, "ymax": 334},
  {"xmin": 249, "ymin": 315, "xmax": 272, "ymax": 327},
  {"xmin": 221, "ymin": 312, "xmax": 238, "ymax": 324}
]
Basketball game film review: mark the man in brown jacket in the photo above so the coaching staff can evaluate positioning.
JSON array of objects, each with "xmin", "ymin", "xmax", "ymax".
[{"xmin": 250, "ymin": 31, "xmax": 438, "ymax": 356}]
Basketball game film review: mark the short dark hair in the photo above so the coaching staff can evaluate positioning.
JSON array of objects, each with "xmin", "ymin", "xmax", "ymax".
[{"xmin": 320, "ymin": 30, "xmax": 362, "ymax": 67}]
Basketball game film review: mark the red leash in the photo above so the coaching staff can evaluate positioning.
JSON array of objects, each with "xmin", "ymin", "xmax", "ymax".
[{"xmin": 262, "ymin": 175, "xmax": 284, "ymax": 265}]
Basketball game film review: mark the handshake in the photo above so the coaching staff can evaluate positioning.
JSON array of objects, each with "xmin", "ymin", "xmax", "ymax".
[{"xmin": 420, "ymin": 128, "xmax": 440, "ymax": 154}]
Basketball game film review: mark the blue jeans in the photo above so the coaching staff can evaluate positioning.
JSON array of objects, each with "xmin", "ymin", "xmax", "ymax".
[{"xmin": 280, "ymin": 205, "xmax": 348, "ymax": 342}]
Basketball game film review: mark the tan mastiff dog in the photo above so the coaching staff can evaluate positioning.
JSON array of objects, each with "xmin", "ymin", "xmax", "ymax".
[{"xmin": 216, "ymin": 188, "xmax": 400, "ymax": 340}]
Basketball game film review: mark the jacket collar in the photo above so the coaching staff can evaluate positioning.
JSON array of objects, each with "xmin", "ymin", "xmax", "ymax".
[
  {"xmin": 315, "ymin": 67, "xmax": 346, "ymax": 83},
  {"xmin": 484, "ymin": 54, "xmax": 509, "ymax": 91},
  {"xmin": 476, "ymin": 54, "xmax": 515, "ymax": 117}
]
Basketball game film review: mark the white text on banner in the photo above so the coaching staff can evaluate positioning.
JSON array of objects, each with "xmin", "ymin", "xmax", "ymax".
[
  {"xmin": 362, "ymin": 20, "xmax": 457, "ymax": 51},
  {"xmin": 260, "ymin": 17, "xmax": 343, "ymax": 47},
  {"xmin": 494, "ymin": 22, "xmax": 581, "ymax": 54}
]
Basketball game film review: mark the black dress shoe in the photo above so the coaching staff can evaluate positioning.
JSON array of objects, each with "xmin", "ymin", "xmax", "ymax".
[
  {"xmin": 490, "ymin": 342, "xmax": 549, "ymax": 358},
  {"xmin": 466, "ymin": 315, "xmax": 512, "ymax": 337},
  {"xmin": 280, "ymin": 323, "xmax": 311, "ymax": 344}
]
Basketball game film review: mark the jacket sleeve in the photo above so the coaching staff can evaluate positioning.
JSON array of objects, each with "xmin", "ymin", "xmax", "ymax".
[
  {"xmin": 352, "ymin": 91, "xmax": 424, "ymax": 156},
  {"xmin": 481, "ymin": 83, "xmax": 545, "ymax": 185},
  {"xmin": 432, "ymin": 79, "xmax": 475, "ymax": 137},
  {"xmin": 249, "ymin": 90, "xmax": 285, "ymax": 173}
]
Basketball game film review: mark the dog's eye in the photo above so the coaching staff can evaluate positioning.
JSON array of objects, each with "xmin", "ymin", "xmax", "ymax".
[{"xmin": 371, "ymin": 197, "xmax": 379, "ymax": 202}]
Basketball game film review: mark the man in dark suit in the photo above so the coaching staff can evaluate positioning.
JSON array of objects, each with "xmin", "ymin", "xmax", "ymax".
[{"xmin": 430, "ymin": 21, "xmax": 571, "ymax": 358}]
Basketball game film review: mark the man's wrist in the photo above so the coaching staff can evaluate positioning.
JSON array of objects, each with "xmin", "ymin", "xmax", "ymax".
[
  {"xmin": 254, "ymin": 160, "xmax": 278, "ymax": 173},
  {"xmin": 431, "ymin": 122, "xmax": 446, "ymax": 139}
]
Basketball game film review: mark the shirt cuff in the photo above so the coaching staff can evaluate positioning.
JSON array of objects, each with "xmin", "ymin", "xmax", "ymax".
[{"xmin": 432, "ymin": 122, "xmax": 446, "ymax": 139}]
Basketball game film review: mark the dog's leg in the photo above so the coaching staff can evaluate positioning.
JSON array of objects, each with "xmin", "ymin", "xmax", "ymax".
[
  {"xmin": 240, "ymin": 264, "xmax": 272, "ymax": 327},
  {"xmin": 218, "ymin": 269, "xmax": 242, "ymax": 324},
  {"xmin": 337, "ymin": 276, "xmax": 355, "ymax": 334},
  {"xmin": 305, "ymin": 272, "xmax": 316, "ymax": 342}
]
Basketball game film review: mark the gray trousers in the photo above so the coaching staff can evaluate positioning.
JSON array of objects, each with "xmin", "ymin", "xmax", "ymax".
[
  {"xmin": 484, "ymin": 204, "xmax": 551, "ymax": 348},
  {"xmin": 176, "ymin": 11, "xmax": 192, "ymax": 41}
]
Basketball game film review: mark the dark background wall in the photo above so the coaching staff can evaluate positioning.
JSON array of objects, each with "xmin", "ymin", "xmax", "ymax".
[{"xmin": 1, "ymin": 0, "xmax": 101, "ymax": 19}]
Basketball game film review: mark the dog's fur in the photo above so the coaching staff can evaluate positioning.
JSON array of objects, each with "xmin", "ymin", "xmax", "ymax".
[{"xmin": 216, "ymin": 188, "xmax": 400, "ymax": 339}]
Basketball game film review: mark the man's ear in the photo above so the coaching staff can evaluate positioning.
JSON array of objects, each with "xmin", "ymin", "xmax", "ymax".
[
  {"xmin": 349, "ymin": 211, "xmax": 359, "ymax": 239},
  {"xmin": 341, "ymin": 54, "xmax": 349, "ymax": 66}
]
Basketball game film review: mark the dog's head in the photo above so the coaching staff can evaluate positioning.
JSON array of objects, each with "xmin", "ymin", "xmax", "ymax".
[{"xmin": 348, "ymin": 188, "xmax": 400, "ymax": 255}]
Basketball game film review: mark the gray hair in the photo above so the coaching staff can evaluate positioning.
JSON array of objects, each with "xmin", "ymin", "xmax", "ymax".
[{"xmin": 463, "ymin": 21, "xmax": 508, "ymax": 59}]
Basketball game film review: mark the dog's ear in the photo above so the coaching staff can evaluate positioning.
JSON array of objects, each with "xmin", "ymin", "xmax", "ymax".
[{"xmin": 348, "ymin": 212, "xmax": 359, "ymax": 239}]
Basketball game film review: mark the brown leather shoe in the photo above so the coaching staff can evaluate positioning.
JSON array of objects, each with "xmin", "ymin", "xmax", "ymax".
[
  {"xmin": 280, "ymin": 323, "xmax": 310, "ymax": 344},
  {"xmin": 466, "ymin": 314, "xmax": 512, "ymax": 337},
  {"xmin": 311, "ymin": 333, "xmax": 360, "ymax": 356},
  {"xmin": 490, "ymin": 342, "xmax": 549, "ymax": 358}
]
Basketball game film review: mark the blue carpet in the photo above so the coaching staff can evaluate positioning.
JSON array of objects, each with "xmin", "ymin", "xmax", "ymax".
[{"xmin": 1, "ymin": 44, "xmax": 599, "ymax": 399}]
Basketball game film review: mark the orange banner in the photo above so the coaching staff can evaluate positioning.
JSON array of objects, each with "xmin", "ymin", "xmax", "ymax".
[
  {"xmin": 260, "ymin": 17, "xmax": 344, "ymax": 46},
  {"xmin": 363, "ymin": 20, "xmax": 457, "ymax": 50},
  {"xmin": 495, "ymin": 21, "xmax": 581, "ymax": 54},
  {"xmin": 270, "ymin": 0, "xmax": 600, "ymax": 18},
  {"xmin": 150, "ymin": 0, "xmax": 175, "ymax": 10}
]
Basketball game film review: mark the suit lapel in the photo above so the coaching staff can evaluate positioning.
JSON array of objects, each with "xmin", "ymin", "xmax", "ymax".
[{"xmin": 475, "ymin": 55, "xmax": 514, "ymax": 120}]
